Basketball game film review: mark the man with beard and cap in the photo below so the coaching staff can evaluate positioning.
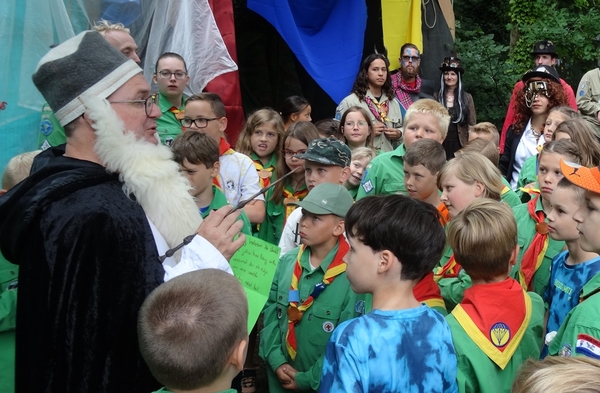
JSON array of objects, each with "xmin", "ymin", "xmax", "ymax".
[
  {"xmin": 391, "ymin": 43, "xmax": 430, "ymax": 117},
  {"xmin": 0, "ymin": 31, "xmax": 246, "ymax": 393}
]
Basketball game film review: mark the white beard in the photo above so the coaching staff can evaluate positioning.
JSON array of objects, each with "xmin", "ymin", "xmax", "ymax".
[{"xmin": 84, "ymin": 96, "xmax": 201, "ymax": 261}]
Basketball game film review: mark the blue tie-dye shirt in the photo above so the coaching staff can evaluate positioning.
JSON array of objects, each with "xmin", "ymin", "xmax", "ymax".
[
  {"xmin": 320, "ymin": 305, "xmax": 458, "ymax": 393},
  {"xmin": 544, "ymin": 251, "xmax": 600, "ymax": 336}
]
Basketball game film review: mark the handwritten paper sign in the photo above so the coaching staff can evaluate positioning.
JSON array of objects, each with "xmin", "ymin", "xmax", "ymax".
[{"xmin": 230, "ymin": 236, "xmax": 281, "ymax": 331}]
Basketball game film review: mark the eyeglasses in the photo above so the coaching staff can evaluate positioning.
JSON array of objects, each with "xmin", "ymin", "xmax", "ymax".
[
  {"xmin": 180, "ymin": 117, "xmax": 220, "ymax": 128},
  {"xmin": 157, "ymin": 70, "xmax": 187, "ymax": 80},
  {"xmin": 108, "ymin": 95, "xmax": 158, "ymax": 116},
  {"xmin": 344, "ymin": 121, "xmax": 368, "ymax": 128},
  {"xmin": 283, "ymin": 149, "xmax": 307, "ymax": 158},
  {"xmin": 401, "ymin": 55, "xmax": 420, "ymax": 62}
]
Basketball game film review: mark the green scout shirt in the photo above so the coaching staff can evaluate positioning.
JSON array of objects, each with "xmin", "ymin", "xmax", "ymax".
[
  {"xmin": 347, "ymin": 186, "xmax": 358, "ymax": 200},
  {"xmin": 356, "ymin": 143, "xmax": 407, "ymax": 200},
  {"xmin": 259, "ymin": 242, "xmax": 365, "ymax": 392},
  {"xmin": 202, "ymin": 185, "xmax": 252, "ymax": 236},
  {"xmin": 250, "ymin": 152, "xmax": 278, "ymax": 178},
  {"xmin": 37, "ymin": 103, "xmax": 66, "ymax": 150},
  {"xmin": 446, "ymin": 292, "xmax": 544, "ymax": 393},
  {"xmin": 436, "ymin": 245, "xmax": 472, "ymax": 312},
  {"xmin": 516, "ymin": 154, "xmax": 538, "ymax": 194},
  {"xmin": 156, "ymin": 92, "xmax": 185, "ymax": 146},
  {"xmin": 257, "ymin": 182, "xmax": 305, "ymax": 246},
  {"xmin": 153, "ymin": 388, "xmax": 237, "ymax": 393},
  {"xmin": 501, "ymin": 177, "xmax": 521, "ymax": 208},
  {"xmin": 510, "ymin": 198, "xmax": 565, "ymax": 297},
  {"xmin": 549, "ymin": 271, "xmax": 600, "ymax": 358},
  {"xmin": 0, "ymin": 252, "xmax": 18, "ymax": 393}
]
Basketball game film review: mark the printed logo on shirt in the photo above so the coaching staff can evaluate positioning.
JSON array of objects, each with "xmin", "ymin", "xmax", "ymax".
[
  {"xmin": 559, "ymin": 343, "xmax": 572, "ymax": 357},
  {"xmin": 490, "ymin": 322, "xmax": 510, "ymax": 347},
  {"xmin": 226, "ymin": 179, "xmax": 236, "ymax": 191},
  {"xmin": 164, "ymin": 137, "xmax": 174, "ymax": 147},
  {"xmin": 322, "ymin": 321, "xmax": 335, "ymax": 333},
  {"xmin": 362, "ymin": 180, "xmax": 374, "ymax": 194},
  {"xmin": 334, "ymin": 105, "xmax": 343, "ymax": 120},
  {"xmin": 576, "ymin": 334, "xmax": 600, "ymax": 359},
  {"xmin": 41, "ymin": 140, "xmax": 51, "ymax": 151},
  {"xmin": 40, "ymin": 119, "xmax": 53, "ymax": 136},
  {"xmin": 355, "ymin": 300, "xmax": 365, "ymax": 315}
]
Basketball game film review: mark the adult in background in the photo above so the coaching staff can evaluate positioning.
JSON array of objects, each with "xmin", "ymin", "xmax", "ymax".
[
  {"xmin": 336, "ymin": 54, "xmax": 402, "ymax": 153},
  {"xmin": 435, "ymin": 57, "xmax": 476, "ymax": 159},
  {"xmin": 576, "ymin": 43, "xmax": 600, "ymax": 138},
  {"xmin": 500, "ymin": 40, "xmax": 577, "ymax": 153},
  {"xmin": 392, "ymin": 43, "xmax": 428, "ymax": 117},
  {"xmin": 0, "ymin": 31, "xmax": 244, "ymax": 392}
]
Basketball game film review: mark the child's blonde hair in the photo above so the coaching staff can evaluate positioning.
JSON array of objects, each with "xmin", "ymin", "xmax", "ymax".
[
  {"xmin": 552, "ymin": 118, "xmax": 600, "ymax": 167},
  {"xmin": 437, "ymin": 152, "xmax": 503, "ymax": 201},
  {"xmin": 468, "ymin": 122, "xmax": 499, "ymax": 146},
  {"xmin": 2, "ymin": 150, "xmax": 42, "ymax": 190},
  {"xmin": 511, "ymin": 356, "xmax": 600, "ymax": 393},
  {"xmin": 403, "ymin": 98, "xmax": 450, "ymax": 139},
  {"xmin": 447, "ymin": 199, "xmax": 516, "ymax": 281},
  {"xmin": 351, "ymin": 146, "xmax": 376, "ymax": 163},
  {"xmin": 539, "ymin": 139, "xmax": 582, "ymax": 167},
  {"xmin": 236, "ymin": 108, "xmax": 285, "ymax": 159},
  {"xmin": 458, "ymin": 138, "xmax": 499, "ymax": 167}
]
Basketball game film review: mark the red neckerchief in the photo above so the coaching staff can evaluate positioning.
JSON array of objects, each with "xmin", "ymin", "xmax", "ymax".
[
  {"xmin": 434, "ymin": 254, "xmax": 461, "ymax": 282},
  {"xmin": 414, "ymin": 271, "xmax": 446, "ymax": 312},
  {"xmin": 519, "ymin": 193, "xmax": 549, "ymax": 290},
  {"xmin": 212, "ymin": 138, "xmax": 235, "ymax": 189}
]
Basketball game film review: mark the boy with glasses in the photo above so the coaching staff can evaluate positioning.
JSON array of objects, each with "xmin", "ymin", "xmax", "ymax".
[{"xmin": 153, "ymin": 52, "xmax": 190, "ymax": 146}]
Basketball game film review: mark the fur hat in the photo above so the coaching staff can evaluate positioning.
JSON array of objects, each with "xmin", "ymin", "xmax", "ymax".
[
  {"xmin": 439, "ymin": 57, "xmax": 464, "ymax": 74},
  {"xmin": 32, "ymin": 31, "xmax": 141, "ymax": 127}
]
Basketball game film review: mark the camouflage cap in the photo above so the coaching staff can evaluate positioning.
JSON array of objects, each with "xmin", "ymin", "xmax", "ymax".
[{"xmin": 294, "ymin": 137, "xmax": 351, "ymax": 167}]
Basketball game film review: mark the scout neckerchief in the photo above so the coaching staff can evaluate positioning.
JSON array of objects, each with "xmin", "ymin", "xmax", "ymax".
[
  {"xmin": 414, "ymin": 271, "xmax": 446, "ymax": 312},
  {"xmin": 437, "ymin": 202, "xmax": 450, "ymax": 227},
  {"xmin": 251, "ymin": 152, "xmax": 276, "ymax": 189},
  {"xmin": 168, "ymin": 107, "xmax": 185, "ymax": 131},
  {"xmin": 519, "ymin": 192, "xmax": 549, "ymax": 290},
  {"xmin": 286, "ymin": 236, "xmax": 349, "ymax": 360},
  {"xmin": 393, "ymin": 73, "xmax": 421, "ymax": 111},
  {"xmin": 364, "ymin": 95, "xmax": 390, "ymax": 123},
  {"xmin": 451, "ymin": 278, "xmax": 532, "ymax": 369},
  {"xmin": 283, "ymin": 182, "xmax": 308, "ymax": 220},
  {"xmin": 434, "ymin": 254, "xmax": 461, "ymax": 282},
  {"xmin": 212, "ymin": 137, "xmax": 236, "ymax": 190}
]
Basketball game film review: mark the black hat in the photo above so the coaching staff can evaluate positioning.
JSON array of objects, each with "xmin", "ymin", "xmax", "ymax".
[
  {"xmin": 531, "ymin": 40, "xmax": 558, "ymax": 57},
  {"xmin": 522, "ymin": 65, "xmax": 560, "ymax": 84},
  {"xmin": 439, "ymin": 57, "xmax": 464, "ymax": 74}
]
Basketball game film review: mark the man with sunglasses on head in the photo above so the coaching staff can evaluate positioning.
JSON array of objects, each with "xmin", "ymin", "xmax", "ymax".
[
  {"xmin": 0, "ymin": 31, "xmax": 245, "ymax": 393},
  {"xmin": 500, "ymin": 40, "xmax": 577, "ymax": 153},
  {"xmin": 153, "ymin": 52, "xmax": 190, "ymax": 146}
]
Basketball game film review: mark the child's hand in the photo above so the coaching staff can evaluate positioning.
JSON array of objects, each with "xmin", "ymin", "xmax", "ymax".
[
  {"xmin": 275, "ymin": 364, "xmax": 293, "ymax": 385},
  {"xmin": 282, "ymin": 366, "xmax": 300, "ymax": 391}
]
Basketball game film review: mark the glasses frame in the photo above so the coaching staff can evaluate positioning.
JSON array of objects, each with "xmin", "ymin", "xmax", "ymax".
[
  {"xmin": 401, "ymin": 55, "xmax": 421, "ymax": 63},
  {"xmin": 282, "ymin": 149, "xmax": 307, "ymax": 158},
  {"xmin": 108, "ymin": 95, "xmax": 158, "ymax": 116},
  {"xmin": 157, "ymin": 70, "xmax": 188, "ymax": 80},
  {"xmin": 180, "ymin": 117, "xmax": 220, "ymax": 129}
]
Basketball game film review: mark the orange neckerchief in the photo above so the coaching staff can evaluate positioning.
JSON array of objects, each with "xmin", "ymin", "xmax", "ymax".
[
  {"xmin": 168, "ymin": 107, "xmax": 185, "ymax": 131},
  {"xmin": 286, "ymin": 237, "xmax": 349, "ymax": 360},
  {"xmin": 414, "ymin": 271, "xmax": 446, "ymax": 312},
  {"xmin": 519, "ymin": 193, "xmax": 549, "ymax": 290},
  {"xmin": 437, "ymin": 202, "xmax": 450, "ymax": 227},
  {"xmin": 434, "ymin": 254, "xmax": 461, "ymax": 282},
  {"xmin": 451, "ymin": 278, "xmax": 532, "ymax": 369},
  {"xmin": 253, "ymin": 160, "xmax": 275, "ymax": 189},
  {"xmin": 212, "ymin": 138, "xmax": 236, "ymax": 189},
  {"xmin": 283, "ymin": 185, "xmax": 308, "ymax": 220}
]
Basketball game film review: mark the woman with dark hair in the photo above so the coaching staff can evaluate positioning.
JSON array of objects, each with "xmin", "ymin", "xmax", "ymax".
[
  {"xmin": 435, "ymin": 57, "xmax": 476, "ymax": 159},
  {"xmin": 279, "ymin": 95, "xmax": 311, "ymax": 130},
  {"xmin": 499, "ymin": 66, "xmax": 569, "ymax": 190},
  {"xmin": 335, "ymin": 53, "xmax": 402, "ymax": 153}
]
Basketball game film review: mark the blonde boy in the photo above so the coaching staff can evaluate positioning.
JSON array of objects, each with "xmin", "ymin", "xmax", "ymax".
[
  {"xmin": 445, "ymin": 199, "xmax": 544, "ymax": 393},
  {"xmin": 260, "ymin": 183, "xmax": 364, "ymax": 393},
  {"xmin": 344, "ymin": 146, "xmax": 376, "ymax": 199},
  {"xmin": 139, "ymin": 269, "xmax": 248, "ymax": 393},
  {"xmin": 356, "ymin": 98, "xmax": 449, "ymax": 199},
  {"xmin": 468, "ymin": 122, "xmax": 500, "ymax": 147}
]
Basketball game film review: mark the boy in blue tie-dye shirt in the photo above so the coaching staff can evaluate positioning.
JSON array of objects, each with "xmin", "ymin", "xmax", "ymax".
[
  {"xmin": 543, "ymin": 179, "xmax": 600, "ymax": 355},
  {"xmin": 320, "ymin": 195, "xmax": 458, "ymax": 392}
]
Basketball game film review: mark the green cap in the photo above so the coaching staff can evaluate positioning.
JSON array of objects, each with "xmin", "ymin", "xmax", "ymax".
[
  {"xmin": 295, "ymin": 137, "xmax": 351, "ymax": 167},
  {"xmin": 289, "ymin": 183, "xmax": 353, "ymax": 217}
]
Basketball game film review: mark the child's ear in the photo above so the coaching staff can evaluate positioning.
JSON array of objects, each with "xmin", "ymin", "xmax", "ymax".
[
  {"xmin": 378, "ymin": 250, "xmax": 398, "ymax": 274},
  {"xmin": 152, "ymin": 73, "xmax": 158, "ymax": 85},
  {"xmin": 290, "ymin": 113, "xmax": 299, "ymax": 122},
  {"xmin": 474, "ymin": 181, "xmax": 485, "ymax": 198},
  {"xmin": 229, "ymin": 337, "xmax": 248, "ymax": 372},
  {"xmin": 333, "ymin": 219, "xmax": 345, "ymax": 237},
  {"xmin": 340, "ymin": 167, "xmax": 352, "ymax": 183},
  {"xmin": 508, "ymin": 245, "xmax": 519, "ymax": 268},
  {"xmin": 218, "ymin": 117, "xmax": 228, "ymax": 133},
  {"xmin": 210, "ymin": 161, "xmax": 220, "ymax": 178}
]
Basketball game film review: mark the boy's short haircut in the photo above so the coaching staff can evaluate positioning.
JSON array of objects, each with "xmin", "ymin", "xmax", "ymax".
[
  {"xmin": 295, "ymin": 137, "xmax": 351, "ymax": 168},
  {"xmin": 404, "ymin": 139, "xmax": 446, "ymax": 174},
  {"xmin": 469, "ymin": 122, "xmax": 499, "ymax": 146},
  {"xmin": 403, "ymin": 98, "xmax": 450, "ymax": 139},
  {"xmin": 345, "ymin": 194, "xmax": 446, "ymax": 281},
  {"xmin": 185, "ymin": 92, "xmax": 226, "ymax": 118},
  {"xmin": 458, "ymin": 138, "xmax": 499, "ymax": 167},
  {"xmin": 556, "ymin": 177, "xmax": 585, "ymax": 204},
  {"xmin": 171, "ymin": 131, "xmax": 220, "ymax": 168},
  {"xmin": 447, "ymin": 198, "xmax": 517, "ymax": 281},
  {"xmin": 437, "ymin": 152, "xmax": 503, "ymax": 201},
  {"xmin": 2, "ymin": 150, "xmax": 42, "ymax": 190},
  {"xmin": 511, "ymin": 356, "xmax": 600, "ymax": 393},
  {"xmin": 314, "ymin": 119, "xmax": 341, "ymax": 139},
  {"xmin": 351, "ymin": 146, "xmax": 376, "ymax": 162},
  {"xmin": 138, "ymin": 269, "xmax": 248, "ymax": 391}
]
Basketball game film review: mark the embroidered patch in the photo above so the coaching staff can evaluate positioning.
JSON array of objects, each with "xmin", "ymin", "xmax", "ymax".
[
  {"xmin": 362, "ymin": 180, "xmax": 374, "ymax": 194},
  {"xmin": 322, "ymin": 321, "xmax": 335, "ymax": 333},
  {"xmin": 355, "ymin": 300, "xmax": 365, "ymax": 314},
  {"xmin": 576, "ymin": 334, "xmax": 600, "ymax": 359},
  {"xmin": 40, "ymin": 119, "xmax": 53, "ymax": 136},
  {"xmin": 41, "ymin": 140, "xmax": 51, "ymax": 151},
  {"xmin": 164, "ymin": 137, "xmax": 174, "ymax": 147},
  {"xmin": 226, "ymin": 180, "xmax": 236, "ymax": 191},
  {"xmin": 559, "ymin": 343, "xmax": 572, "ymax": 357},
  {"xmin": 490, "ymin": 322, "xmax": 510, "ymax": 347}
]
